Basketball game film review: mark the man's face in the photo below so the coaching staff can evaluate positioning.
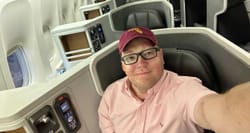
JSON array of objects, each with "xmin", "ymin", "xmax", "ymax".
[{"xmin": 121, "ymin": 38, "xmax": 165, "ymax": 90}]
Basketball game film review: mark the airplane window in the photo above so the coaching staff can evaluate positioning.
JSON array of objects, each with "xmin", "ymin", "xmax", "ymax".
[{"xmin": 7, "ymin": 47, "xmax": 30, "ymax": 88}]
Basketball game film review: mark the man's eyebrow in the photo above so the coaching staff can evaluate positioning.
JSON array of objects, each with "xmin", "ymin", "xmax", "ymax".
[{"xmin": 122, "ymin": 48, "xmax": 138, "ymax": 55}]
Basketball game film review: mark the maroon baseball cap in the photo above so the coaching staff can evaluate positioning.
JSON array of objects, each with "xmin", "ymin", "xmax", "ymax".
[{"xmin": 118, "ymin": 26, "xmax": 158, "ymax": 54}]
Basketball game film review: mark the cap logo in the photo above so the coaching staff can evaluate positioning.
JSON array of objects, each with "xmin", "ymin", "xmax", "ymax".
[{"xmin": 128, "ymin": 27, "xmax": 143, "ymax": 34}]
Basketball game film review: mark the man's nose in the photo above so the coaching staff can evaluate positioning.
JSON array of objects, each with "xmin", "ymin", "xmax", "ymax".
[{"xmin": 137, "ymin": 55, "xmax": 147, "ymax": 65}]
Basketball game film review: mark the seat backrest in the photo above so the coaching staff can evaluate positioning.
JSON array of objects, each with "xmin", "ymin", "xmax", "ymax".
[
  {"xmin": 110, "ymin": 0, "xmax": 174, "ymax": 31},
  {"xmin": 184, "ymin": 0, "xmax": 207, "ymax": 26},
  {"xmin": 163, "ymin": 48, "xmax": 218, "ymax": 92},
  {"xmin": 91, "ymin": 47, "xmax": 219, "ymax": 94},
  {"xmin": 217, "ymin": 0, "xmax": 250, "ymax": 47},
  {"xmin": 114, "ymin": 0, "xmax": 127, "ymax": 7}
]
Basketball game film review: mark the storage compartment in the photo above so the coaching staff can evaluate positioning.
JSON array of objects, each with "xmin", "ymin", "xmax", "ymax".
[
  {"xmin": 1, "ymin": 127, "xmax": 26, "ymax": 133},
  {"xmin": 60, "ymin": 32, "xmax": 92, "ymax": 62},
  {"xmin": 84, "ymin": 9, "xmax": 101, "ymax": 20}
]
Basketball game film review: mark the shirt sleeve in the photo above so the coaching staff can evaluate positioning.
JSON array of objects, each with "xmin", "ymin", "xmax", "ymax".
[
  {"xmin": 98, "ymin": 91, "xmax": 115, "ymax": 133},
  {"xmin": 181, "ymin": 77, "xmax": 217, "ymax": 124}
]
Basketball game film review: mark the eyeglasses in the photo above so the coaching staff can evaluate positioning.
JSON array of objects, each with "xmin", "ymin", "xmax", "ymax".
[{"xmin": 121, "ymin": 47, "xmax": 160, "ymax": 65}]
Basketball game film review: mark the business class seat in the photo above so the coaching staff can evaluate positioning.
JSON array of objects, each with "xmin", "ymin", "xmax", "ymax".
[
  {"xmin": 109, "ymin": 0, "xmax": 174, "ymax": 31},
  {"xmin": 90, "ymin": 28, "xmax": 250, "ymax": 94},
  {"xmin": 182, "ymin": 0, "xmax": 250, "ymax": 52},
  {"xmin": 126, "ymin": 9, "xmax": 166, "ymax": 29},
  {"xmin": 90, "ymin": 41, "xmax": 218, "ymax": 133},
  {"xmin": 181, "ymin": 0, "xmax": 207, "ymax": 27},
  {"xmin": 113, "ymin": 0, "xmax": 180, "ymax": 26},
  {"xmin": 90, "ymin": 28, "xmax": 250, "ymax": 133},
  {"xmin": 169, "ymin": 0, "xmax": 181, "ymax": 27},
  {"xmin": 216, "ymin": 0, "xmax": 250, "ymax": 52},
  {"xmin": 90, "ymin": 43, "xmax": 219, "ymax": 94}
]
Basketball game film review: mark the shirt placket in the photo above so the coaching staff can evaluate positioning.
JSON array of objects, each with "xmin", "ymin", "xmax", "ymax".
[{"xmin": 136, "ymin": 104, "xmax": 147, "ymax": 133}]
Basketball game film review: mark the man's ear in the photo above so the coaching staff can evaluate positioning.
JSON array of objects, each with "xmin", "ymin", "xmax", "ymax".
[
  {"xmin": 121, "ymin": 61, "xmax": 125, "ymax": 72},
  {"xmin": 160, "ymin": 48, "xmax": 165, "ymax": 64}
]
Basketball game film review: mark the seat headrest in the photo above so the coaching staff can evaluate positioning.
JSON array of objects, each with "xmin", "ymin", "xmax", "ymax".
[
  {"xmin": 163, "ymin": 48, "xmax": 218, "ymax": 92},
  {"xmin": 126, "ymin": 10, "xmax": 166, "ymax": 29}
]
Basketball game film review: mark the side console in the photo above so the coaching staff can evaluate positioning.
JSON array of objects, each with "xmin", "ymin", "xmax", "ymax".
[
  {"xmin": 51, "ymin": 13, "xmax": 115, "ymax": 70},
  {"xmin": 28, "ymin": 93, "xmax": 81, "ymax": 133}
]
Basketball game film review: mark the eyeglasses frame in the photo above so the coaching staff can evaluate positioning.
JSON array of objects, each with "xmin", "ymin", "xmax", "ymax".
[{"xmin": 121, "ymin": 47, "xmax": 160, "ymax": 65}]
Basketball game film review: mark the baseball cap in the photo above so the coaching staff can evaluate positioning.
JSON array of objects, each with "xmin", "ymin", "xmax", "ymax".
[{"xmin": 118, "ymin": 27, "xmax": 158, "ymax": 54}]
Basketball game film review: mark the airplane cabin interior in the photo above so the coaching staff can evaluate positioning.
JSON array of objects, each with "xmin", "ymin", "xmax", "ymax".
[{"xmin": 0, "ymin": 0, "xmax": 249, "ymax": 133}]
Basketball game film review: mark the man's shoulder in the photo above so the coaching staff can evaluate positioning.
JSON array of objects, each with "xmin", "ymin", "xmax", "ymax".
[
  {"xmin": 103, "ymin": 77, "xmax": 127, "ymax": 94},
  {"xmin": 165, "ymin": 70, "xmax": 203, "ymax": 89},
  {"xmin": 167, "ymin": 70, "xmax": 202, "ymax": 83},
  {"xmin": 109, "ymin": 77, "xmax": 127, "ymax": 87}
]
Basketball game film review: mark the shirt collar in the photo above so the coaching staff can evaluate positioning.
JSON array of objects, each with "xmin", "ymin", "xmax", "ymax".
[{"xmin": 122, "ymin": 70, "xmax": 168, "ymax": 99}]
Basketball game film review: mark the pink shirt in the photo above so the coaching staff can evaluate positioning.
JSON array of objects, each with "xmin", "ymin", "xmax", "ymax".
[{"xmin": 98, "ymin": 70, "xmax": 215, "ymax": 133}]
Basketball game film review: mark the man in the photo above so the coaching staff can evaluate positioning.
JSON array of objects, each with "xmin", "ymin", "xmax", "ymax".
[{"xmin": 98, "ymin": 26, "xmax": 250, "ymax": 133}]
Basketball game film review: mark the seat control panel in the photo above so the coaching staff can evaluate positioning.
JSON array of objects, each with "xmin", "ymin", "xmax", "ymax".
[
  {"xmin": 88, "ymin": 23, "xmax": 106, "ymax": 52},
  {"xmin": 54, "ymin": 93, "xmax": 81, "ymax": 133}
]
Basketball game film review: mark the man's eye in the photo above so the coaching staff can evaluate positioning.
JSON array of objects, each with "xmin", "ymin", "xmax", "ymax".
[
  {"xmin": 143, "ymin": 51, "xmax": 154, "ymax": 57},
  {"xmin": 126, "ymin": 55, "xmax": 136, "ymax": 61}
]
